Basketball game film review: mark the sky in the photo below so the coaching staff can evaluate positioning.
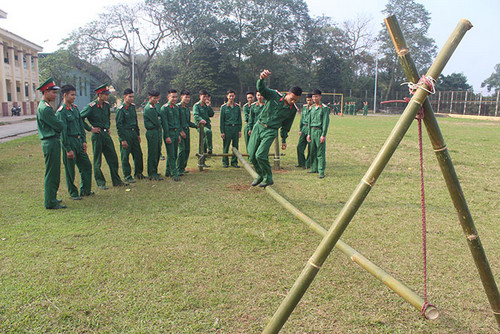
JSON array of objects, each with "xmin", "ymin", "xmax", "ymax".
[{"xmin": 1, "ymin": 0, "xmax": 498, "ymax": 94}]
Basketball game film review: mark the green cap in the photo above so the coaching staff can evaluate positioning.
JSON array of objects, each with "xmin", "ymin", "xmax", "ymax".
[
  {"xmin": 37, "ymin": 77, "xmax": 60, "ymax": 92},
  {"xmin": 95, "ymin": 83, "xmax": 110, "ymax": 94}
]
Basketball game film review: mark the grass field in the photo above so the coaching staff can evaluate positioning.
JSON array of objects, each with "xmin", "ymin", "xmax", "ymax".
[{"xmin": 0, "ymin": 113, "xmax": 499, "ymax": 333}]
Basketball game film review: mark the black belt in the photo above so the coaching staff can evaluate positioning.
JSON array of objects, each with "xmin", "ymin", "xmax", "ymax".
[
  {"xmin": 303, "ymin": 123, "xmax": 309, "ymax": 126},
  {"xmin": 311, "ymin": 126, "xmax": 322, "ymax": 130},
  {"xmin": 260, "ymin": 122, "xmax": 277, "ymax": 130},
  {"xmin": 42, "ymin": 135, "xmax": 58, "ymax": 140},
  {"xmin": 169, "ymin": 128, "xmax": 178, "ymax": 131},
  {"xmin": 102, "ymin": 128, "xmax": 110, "ymax": 132},
  {"xmin": 129, "ymin": 128, "xmax": 136, "ymax": 131},
  {"xmin": 227, "ymin": 124, "xmax": 238, "ymax": 127},
  {"xmin": 146, "ymin": 127, "xmax": 159, "ymax": 130},
  {"xmin": 68, "ymin": 135, "xmax": 81, "ymax": 138}
]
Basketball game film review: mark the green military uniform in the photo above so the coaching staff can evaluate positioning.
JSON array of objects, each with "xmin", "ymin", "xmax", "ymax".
[
  {"xmin": 248, "ymin": 100, "xmax": 265, "ymax": 134},
  {"xmin": 160, "ymin": 102, "xmax": 182, "ymax": 179},
  {"xmin": 80, "ymin": 98, "xmax": 124, "ymax": 188},
  {"xmin": 247, "ymin": 79, "xmax": 297, "ymax": 186},
  {"xmin": 37, "ymin": 97, "xmax": 64, "ymax": 209},
  {"xmin": 177, "ymin": 101, "xmax": 197, "ymax": 174},
  {"xmin": 116, "ymin": 102, "xmax": 144, "ymax": 182},
  {"xmin": 143, "ymin": 102, "xmax": 163, "ymax": 179},
  {"xmin": 352, "ymin": 102, "xmax": 357, "ymax": 116},
  {"xmin": 220, "ymin": 102, "xmax": 242, "ymax": 167},
  {"xmin": 242, "ymin": 102, "xmax": 252, "ymax": 152},
  {"xmin": 308, "ymin": 103, "xmax": 330, "ymax": 178},
  {"xmin": 193, "ymin": 101, "xmax": 214, "ymax": 153},
  {"xmin": 56, "ymin": 103, "xmax": 92, "ymax": 198},
  {"xmin": 296, "ymin": 103, "xmax": 311, "ymax": 168},
  {"xmin": 333, "ymin": 103, "xmax": 340, "ymax": 115},
  {"xmin": 363, "ymin": 103, "xmax": 368, "ymax": 116}
]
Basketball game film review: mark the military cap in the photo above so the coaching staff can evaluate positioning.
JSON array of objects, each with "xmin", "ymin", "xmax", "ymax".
[
  {"xmin": 312, "ymin": 89, "xmax": 322, "ymax": 95},
  {"xmin": 37, "ymin": 77, "xmax": 60, "ymax": 92},
  {"xmin": 95, "ymin": 83, "xmax": 111, "ymax": 94}
]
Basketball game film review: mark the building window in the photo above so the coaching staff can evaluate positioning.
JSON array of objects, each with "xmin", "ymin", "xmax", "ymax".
[
  {"xmin": 7, "ymin": 93, "xmax": 11, "ymax": 101},
  {"xmin": 25, "ymin": 83, "xmax": 29, "ymax": 97},
  {"xmin": 23, "ymin": 54, "xmax": 27, "ymax": 69},
  {"xmin": 3, "ymin": 45, "xmax": 8, "ymax": 64},
  {"xmin": 16, "ymin": 86, "xmax": 20, "ymax": 93}
]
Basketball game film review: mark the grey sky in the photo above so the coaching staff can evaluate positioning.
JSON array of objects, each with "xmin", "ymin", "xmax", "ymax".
[{"xmin": 1, "ymin": 0, "xmax": 498, "ymax": 94}]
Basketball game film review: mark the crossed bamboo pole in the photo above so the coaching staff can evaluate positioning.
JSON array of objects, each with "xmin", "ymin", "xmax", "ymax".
[
  {"xmin": 262, "ymin": 19, "xmax": 473, "ymax": 333},
  {"xmin": 385, "ymin": 15, "xmax": 500, "ymax": 327},
  {"xmin": 232, "ymin": 147, "xmax": 439, "ymax": 318}
]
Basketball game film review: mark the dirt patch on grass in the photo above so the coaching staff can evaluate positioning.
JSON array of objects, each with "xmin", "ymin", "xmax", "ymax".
[{"xmin": 227, "ymin": 183, "xmax": 251, "ymax": 192}]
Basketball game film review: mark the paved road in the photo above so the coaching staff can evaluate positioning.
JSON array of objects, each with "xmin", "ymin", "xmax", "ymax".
[{"xmin": 0, "ymin": 120, "xmax": 37, "ymax": 143}]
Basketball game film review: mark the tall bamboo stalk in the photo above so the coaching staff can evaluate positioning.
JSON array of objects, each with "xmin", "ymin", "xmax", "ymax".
[
  {"xmin": 273, "ymin": 138, "xmax": 280, "ymax": 170},
  {"xmin": 198, "ymin": 123, "xmax": 205, "ymax": 171},
  {"xmin": 385, "ymin": 15, "xmax": 499, "ymax": 328},
  {"xmin": 233, "ymin": 147, "xmax": 438, "ymax": 318},
  {"xmin": 262, "ymin": 19, "xmax": 472, "ymax": 334}
]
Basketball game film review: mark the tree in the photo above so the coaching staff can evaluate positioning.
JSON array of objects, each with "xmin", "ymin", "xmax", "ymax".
[
  {"xmin": 61, "ymin": 2, "xmax": 173, "ymax": 95},
  {"xmin": 437, "ymin": 73, "xmax": 472, "ymax": 91},
  {"xmin": 377, "ymin": 0, "xmax": 437, "ymax": 100},
  {"xmin": 481, "ymin": 64, "xmax": 500, "ymax": 94}
]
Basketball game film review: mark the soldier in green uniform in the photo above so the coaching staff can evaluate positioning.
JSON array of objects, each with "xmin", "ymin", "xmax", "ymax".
[
  {"xmin": 81, "ymin": 84, "xmax": 127, "ymax": 189},
  {"xmin": 242, "ymin": 91, "xmax": 255, "ymax": 152},
  {"xmin": 333, "ymin": 101, "xmax": 340, "ymax": 115},
  {"xmin": 352, "ymin": 101, "xmax": 357, "ymax": 116},
  {"xmin": 306, "ymin": 89, "xmax": 330, "ymax": 179},
  {"xmin": 363, "ymin": 101, "xmax": 368, "ymax": 116},
  {"xmin": 116, "ymin": 89, "xmax": 145, "ymax": 183},
  {"xmin": 296, "ymin": 93, "xmax": 313, "ymax": 168},
  {"xmin": 143, "ymin": 90, "xmax": 163, "ymax": 180},
  {"xmin": 247, "ymin": 69, "xmax": 302, "ymax": 187},
  {"xmin": 248, "ymin": 91, "xmax": 265, "ymax": 137},
  {"xmin": 56, "ymin": 84, "xmax": 93, "ymax": 200},
  {"xmin": 36, "ymin": 77, "xmax": 65, "ymax": 209},
  {"xmin": 193, "ymin": 89, "xmax": 214, "ymax": 154},
  {"xmin": 177, "ymin": 89, "xmax": 197, "ymax": 174},
  {"xmin": 160, "ymin": 89, "xmax": 185, "ymax": 181},
  {"xmin": 220, "ymin": 90, "xmax": 242, "ymax": 168}
]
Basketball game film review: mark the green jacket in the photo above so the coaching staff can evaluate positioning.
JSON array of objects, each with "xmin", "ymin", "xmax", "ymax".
[
  {"xmin": 220, "ymin": 103, "xmax": 242, "ymax": 134},
  {"xmin": 115, "ymin": 103, "xmax": 140, "ymax": 141},
  {"xmin": 308, "ymin": 103, "xmax": 330, "ymax": 137},
  {"xmin": 192, "ymin": 101, "xmax": 214, "ymax": 128},
  {"xmin": 243, "ymin": 102, "xmax": 252, "ymax": 123},
  {"xmin": 56, "ymin": 103, "xmax": 86, "ymax": 152},
  {"xmin": 143, "ymin": 102, "xmax": 162, "ymax": 130},
  {"xmin": 177, "ymin": 102, "xmax": 197, "ymax": 130},
  {"xmin": 80, "ymin": 99, "xmax": 111, "ymax": 130},
  {"xmin": 256, "ymin": 79, "xmax": 297, "ymax": 143},
  {"xmin": 248, "ymin": 101, "xmax": 265, "ymax": 130},
  {"xmin": 37, "ymin": 100, "xmax": 63, "ymax": 140},
  {"xmin": 159, "ymin": 103, "xmax": 181, "ymax": 139},
  {"xmin": 300, "ymin": 104, "xmax": 311, "ymax": 132}
]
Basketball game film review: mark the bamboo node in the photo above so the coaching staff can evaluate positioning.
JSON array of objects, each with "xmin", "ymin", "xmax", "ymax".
[
  {"xmin": 398, "ymin": 48, "xmax": 409, "ymax": 56},
  {"xmin": 493, "ymin": 310, "xmax": 500, "ymax": 315},
  {"xmin": 361, "ymin": 178, "xmax": 373, "ymax": 187},
  {"xmin": 467, "ymin": 234, "xmax": 478, "ymax": 241},
  {"xmin": 308, "ymin": 260, "xmax": 321, "ymax": 270}
]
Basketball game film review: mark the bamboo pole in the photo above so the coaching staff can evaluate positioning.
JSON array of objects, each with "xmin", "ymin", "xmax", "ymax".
[
  {"xmin": 198, "ymin": 123, "xmax": 205, "ymax": 171},
  {"xmin": 233, "ymin": 147, "xmax": 438, "ymax": 318},
  {"xmin": 262, "ymin": 19, "xmax": 472, "ymax": 334},
  {"xmin": 495, "ymin": 91, "xmax": 499, "ymax": 117},
  {"xmin": 273, "ymin": 138, "xmax": 280, "ymax": 170},
  {"xmin": 385, "ymin": 15, "xmax": 500, "ymax": 328},
  {"xmin": 450, "ymin": 91, "xmax": 454, "ymax": 113}
]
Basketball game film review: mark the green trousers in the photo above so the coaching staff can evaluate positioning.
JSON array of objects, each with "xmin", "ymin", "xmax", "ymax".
[
  {"xmin": 248, "ymin": 123, "xmax": 277, "ymax": 184},
  {"xmin": 165, "ymin": 129, "xmax": 179, "ymax": 177},
  {"xmin": 41, "ymin": 137, "xmax": 61, "ymax": 209},
  {"xmin": 177, "ymin": 128, "xmax": 190, "ymax": 173},
  {"xmin": 296, "ymin": 128, "xmax": 310, "ymax": 168},
  {"xmin": 243, "ymin": 123, "xmax": 251, "ymax": 153},
  {"xmin": 120, "ymin": 130, "xmax": 144, "ymax": 181},
  {"xmin": 62, "ymin": 137, "xmax": 92, "ymax": 198},
  {"xmin": 197, "ymin": 126, "xmax": 212, "ymax": 152},
  {"xmin": 91, "ymin": 131, "xmax": 122, "ymax": 187},
  {"xmin": 309, "ymin": 128, "xmax": 326, "ymax": 176},
  {"xmin": 146, "ymin": 128, "xmax": 162, "ymax": 178},
  {"xmin": 222, "ymin": 126, "xmax": 239, "ymax": 166}
]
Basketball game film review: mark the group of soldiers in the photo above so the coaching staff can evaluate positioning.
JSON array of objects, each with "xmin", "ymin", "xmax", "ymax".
[{"xmin": 35, "ymin": 69, "xmax": 335, "ymax": 209}]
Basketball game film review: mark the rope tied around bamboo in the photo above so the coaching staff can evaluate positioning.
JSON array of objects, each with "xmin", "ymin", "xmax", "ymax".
[{"xmin": 402, "ymin": 75, "xmax": 437, "ymax": 96}]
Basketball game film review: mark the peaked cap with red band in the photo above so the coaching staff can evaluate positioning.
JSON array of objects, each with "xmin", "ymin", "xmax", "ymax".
[
  {"xmin": 95, "ymin": 83, "xmax": 111, "ymax": 95},
  {"xmin": 37, "ymin": 77, "xmax": 60, "ymax": 92}
]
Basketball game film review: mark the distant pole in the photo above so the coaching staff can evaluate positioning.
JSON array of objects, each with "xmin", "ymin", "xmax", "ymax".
[
  {"xmin": 129, "ymin": 28, "xmax": 138, "ymax": 92},
  {"xmin": 495, "ymin": 90, "xmax": 499, "ymax": 117},
  {"xmin": 478, "ymin": 93, "xmax": 483, "ymax": 116},
  {"xmin": 373, "ymin": 57, "xmax": 378, "ymax": 113},
  {"xmin": 437, "ymin": 91, "xmax": 441, "ymax": 113},
  {"xmin": 463, "ymin": 91, "xmax": 468, "ymax": 115},
  {"xmin": 450, "ymin": 91, "xmax": 454, "ymax": 114}
]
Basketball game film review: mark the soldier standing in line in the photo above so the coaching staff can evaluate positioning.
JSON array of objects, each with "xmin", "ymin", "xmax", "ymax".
[
  {"xmin": 220, "ymin": 90, "xmax": 242, "ymax": 168},
  {"xmin": 116, "ymin": 89, "xmax": 145, "ymax": 183},
  {"xmin": 56, "ymin": 84, "xmax": 93, "ymax": 200},
  {"xmin": 36, "ymin": 77, "xmax": 65, "ymax": 209},
  {"xmin": 160, "ymin": 89, "xmax": 185, "ymax": 181},
  {"xmin": 81, "ymin": 84, "xmax": 127, "ymax": 189},
  {"xmin": 193, "ymin": 89, "xmax": 214, "ymax": 155},
  {"xmin": 242, "ymin": 91, "xmax": 255, "ymax": 153},
  {"xmin": 307, "ymin": 89, "xmax": 330, "ymax": 179},
  {"xmin": 247, "ymin": 69, "xmax": 302, "ymax": 188},
  {"xmin": 177, "ymin": 89, "xmax": 197, "ymax": 175},
  {"xmin": 296, "ymin": 93, "xmax": 313, "ymax": 169},
  {"xmin": 143, "ymin": 90, "xmax": 163, "ymax": 180},
  {"xmin": 363, "ymin": 101, "xmax": 369, "ymax": 116}
]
